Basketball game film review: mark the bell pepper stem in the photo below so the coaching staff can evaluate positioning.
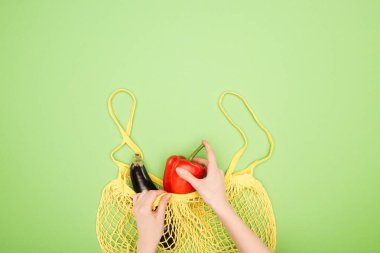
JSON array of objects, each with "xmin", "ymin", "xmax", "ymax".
[{"xmin": 188, "ymin": 143, "xmax": 205, "ymax": 161}]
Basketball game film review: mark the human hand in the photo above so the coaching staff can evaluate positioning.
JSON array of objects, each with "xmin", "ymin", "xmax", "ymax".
[
  {"xmin": 175, "ymin": 139, "xmax": 229, "ymax": 213},
  {"xmin": 176, "ymin": 140, "xmax": 271, "ymax": 253},
  {"xmin": 133, "ymin": 190, "xmax": 172, "ymax": 253}
]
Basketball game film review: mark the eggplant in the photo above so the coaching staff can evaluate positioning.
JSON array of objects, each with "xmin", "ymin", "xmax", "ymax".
[
  {"xmin": 130, "ymin": 154, "xmax": 175, "ymax": 250},
  {"xmin": 130, "ymin": 154, "xmax": 157, "ymax": 192}
]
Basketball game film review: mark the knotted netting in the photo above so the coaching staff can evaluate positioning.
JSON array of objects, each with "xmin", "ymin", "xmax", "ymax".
[{"xmin": 96, "ymin": 89, "xmax": 277, "ymax": 252}]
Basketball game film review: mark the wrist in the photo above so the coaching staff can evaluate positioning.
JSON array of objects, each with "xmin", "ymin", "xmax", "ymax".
[
  {"xmin": 211, "ymin": 199, "xmax": 233, "ymax": 217},
  {"xmin": 137, "ymin": 238, "xmax": 158, "ymax": 253}
]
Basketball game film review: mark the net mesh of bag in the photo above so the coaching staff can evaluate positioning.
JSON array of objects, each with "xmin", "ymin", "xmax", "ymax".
[{"xmin": 96, "ymin": 89, "xmax": 276, "ymax": 253}]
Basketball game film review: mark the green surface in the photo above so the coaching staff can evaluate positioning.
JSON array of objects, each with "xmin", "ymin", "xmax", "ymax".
[{"xmin": 1, "ymin": 1, "xmax": 380, "ymax": 252}]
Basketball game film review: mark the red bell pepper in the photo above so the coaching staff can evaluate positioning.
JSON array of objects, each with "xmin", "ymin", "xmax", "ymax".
[{"xmin": 163, "ymin": 144, "xmax": 206, "ymax": 194}]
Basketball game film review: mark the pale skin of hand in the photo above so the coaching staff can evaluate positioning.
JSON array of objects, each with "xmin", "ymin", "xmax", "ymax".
[
  {"xmin": 176, "ymin": 139, "xmax": 271, "ymax": 253},
  {"xmin": 132, "ymin": 139, "xmax": 270, "ymax": 253},
  {"xmin": 132, "ymin": 190, "xmax": 171, "ymax": 253}
]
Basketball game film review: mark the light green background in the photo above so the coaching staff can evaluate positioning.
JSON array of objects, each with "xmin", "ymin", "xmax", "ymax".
[{"xmin": 1, "ymin": 1, "xmax": 379, "ymax": 252}]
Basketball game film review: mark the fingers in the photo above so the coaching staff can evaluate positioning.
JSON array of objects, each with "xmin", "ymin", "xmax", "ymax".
[
  {"xmin": 133, "ymin": 190, "xmax": 164, "ymax": 208},
  {"xmin": 156, "ymin": 194, "xmax": 172, "ymax": 219},
  {"xmin": 133, "ymin": 190, "xmax": 147, "ymax": 205},
  {"xmin": 133, "ymin": 193, "xmax": 139, "ymax": 205},
  {"xmin": 202, "ymin": 139, "xmax": 217, "ymax": 168},
  {"xmin": 176, "ymin": 167, "xmax": 200, "ymax": 189},
  {"xmin": 141, "ymin": 190, "xmax": 164, "ymax": 209},
  {"xmin": 192, "ymin": 157, "xmax": 208, "ymax": 168}
]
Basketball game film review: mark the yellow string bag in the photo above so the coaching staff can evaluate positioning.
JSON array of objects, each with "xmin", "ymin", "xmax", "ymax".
[{"xmin": 96, "ymin": 88, "xmax": 276, "ymax": 253}]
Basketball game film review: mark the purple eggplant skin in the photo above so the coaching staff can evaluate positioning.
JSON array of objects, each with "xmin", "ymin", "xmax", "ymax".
[
  {"xmin": 129, "ymin": 154, "xmax": 175, "ymax": 249},
  {"xmin": 130, "ymin": 156, "xmax": 157, "ymax": 192}
]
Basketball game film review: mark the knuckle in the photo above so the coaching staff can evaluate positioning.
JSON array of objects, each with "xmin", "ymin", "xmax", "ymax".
[
  {"xmin": 144, "ymin": 191, "xmax": 153, "ymax": 199},
  {"xmin": 140, "ymin": 208, "xmax": 151, "ymax": 215},
  {"xmin": 133, "ymin": 206, "xmax": 146, "ymax": 215},
  {"xmin": 155, "ymin": 189, "xmax": 164, "ymax": 196}
]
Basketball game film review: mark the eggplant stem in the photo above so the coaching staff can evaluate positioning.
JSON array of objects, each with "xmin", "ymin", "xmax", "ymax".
[{"xmin": 188, "ymin": 143, "xmax": 205, "ymax": 161}]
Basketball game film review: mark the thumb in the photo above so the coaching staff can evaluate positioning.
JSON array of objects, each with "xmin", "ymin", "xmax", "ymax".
[
  {"xmin": 156, "ymin": 194, "xmax": 171, "ymax": 220},
  {"xmin": 176, "ymin": 167, "xmax": 200, "ymax": 189}
]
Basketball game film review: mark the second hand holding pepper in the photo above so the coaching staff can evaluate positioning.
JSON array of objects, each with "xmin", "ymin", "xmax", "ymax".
[{"xmin": 163, "ymin": 143, "xmax": 207, "ymax": 194}]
